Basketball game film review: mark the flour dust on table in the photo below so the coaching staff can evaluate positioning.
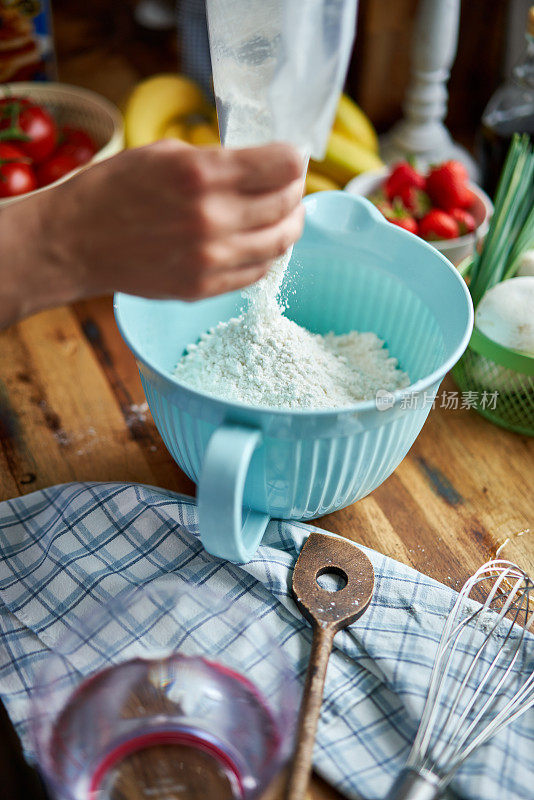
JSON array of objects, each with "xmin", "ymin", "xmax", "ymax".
[{"xmin": 174, "ymin": 247, "xmax": 409, "ymax": 409}]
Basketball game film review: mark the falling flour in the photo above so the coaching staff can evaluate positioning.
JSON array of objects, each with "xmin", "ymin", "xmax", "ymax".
[
  {"xmin": 173, "ymin": 249, "xmax": 409, "ymax": 410},
  {"xmin": 177, "ymin": 16, "xmax": 410, "ymax": 408}
]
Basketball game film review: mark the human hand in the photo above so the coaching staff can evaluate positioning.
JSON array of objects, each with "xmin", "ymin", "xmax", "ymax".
[{"xmin": 49, "ymin": 139, "xmax": 305, "ymax": 301}]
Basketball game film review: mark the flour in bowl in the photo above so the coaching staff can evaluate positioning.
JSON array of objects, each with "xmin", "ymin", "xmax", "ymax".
[
  {"xmin": 173, "ymin": 251, "xmax": 409, "ymax": 409},
  {"xmin": 174, "ymin": 34, "xmax": 409, "ymax": 408}
]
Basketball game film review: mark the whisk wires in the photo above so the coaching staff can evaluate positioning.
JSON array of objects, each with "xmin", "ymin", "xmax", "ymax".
[{"xmin": 406, "ymin": 560, "xmax": 534, "ymax": 789}]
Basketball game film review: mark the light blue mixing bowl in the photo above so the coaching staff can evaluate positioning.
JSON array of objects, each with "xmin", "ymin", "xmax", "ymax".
[{"xmin": 115, "ymin": 193, "xmax": 473, "ymax": 562}]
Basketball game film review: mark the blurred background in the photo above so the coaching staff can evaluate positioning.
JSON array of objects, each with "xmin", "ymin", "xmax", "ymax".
[
  {"xmin": 0, "ymin": 2, "xmax": 533, "ymax": 797},
  {"xmin": 34, "ymin": 0, "xmax": 531, "ymax": 151}
]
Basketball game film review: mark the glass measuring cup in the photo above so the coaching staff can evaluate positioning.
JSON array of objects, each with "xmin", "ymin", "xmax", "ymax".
[{"xmin": 30, "ymin": 579, "xmax": 300, "ymax": 800}]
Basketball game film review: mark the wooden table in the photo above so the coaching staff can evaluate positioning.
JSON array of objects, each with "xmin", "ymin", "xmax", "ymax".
[
  {"xmin": 2, "ymin": 293, "xmax": 533, "ymax": 589},
  {"xmin": 2, "ymin": 298, "xmax": 533, "ymax": 800},
  {"xmin": 1, "ymin": 4, "xmax": 533, "ymax": 799}
]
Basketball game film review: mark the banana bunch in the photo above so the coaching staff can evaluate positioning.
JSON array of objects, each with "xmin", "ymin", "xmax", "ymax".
[
  {"xmin": 306, "ymin": 94, "xmax": 383, "ymax": 194},
  {"xmin": 124, "ymin": 74, "xmax": 220, "ymax": 148},
  {"xmin": 124, "ymin": 76, "xmax": 381, "ymax": 193}
]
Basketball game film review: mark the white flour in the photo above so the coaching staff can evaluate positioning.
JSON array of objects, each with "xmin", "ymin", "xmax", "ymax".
[
  {"xmin": 174, "ymin": 67, "xmax": 408, "ymax": 408},
  {"xmin": 173, "ymin": 250, "xmax": 409, "ymax": 409}
]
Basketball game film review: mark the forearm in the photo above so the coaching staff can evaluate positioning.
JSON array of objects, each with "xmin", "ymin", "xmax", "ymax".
[
  {"xmin": 0, "ymin": 189, "xmax": 85, "ymax": 330},
  {"xmin": 0, "ymin": 141, "xmax": 304, "ymax": 330}
]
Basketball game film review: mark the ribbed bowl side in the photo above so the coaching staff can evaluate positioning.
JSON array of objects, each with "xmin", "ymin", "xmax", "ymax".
[
  {"xmin": 264, "ymin": 400, "xmax": 432, "ymax": 520},
  {"xmin": 142, "ymin": 376, "xmax": 204, "ymax": 483},
  {"xmin": 141, "ymin": 369, "xmax": 438, "ymax": 520},
  {"xmin": 121, "ymin": 193, "xmax": 471, "ymax": 523}
]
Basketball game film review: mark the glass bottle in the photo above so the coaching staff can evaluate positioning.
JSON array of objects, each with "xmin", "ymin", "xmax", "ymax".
[{"xmin": 479, "ymin": 5, "xmax": 534, "ymax": 197}]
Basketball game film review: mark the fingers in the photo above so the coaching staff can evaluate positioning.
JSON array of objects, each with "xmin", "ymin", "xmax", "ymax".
[
  {"xmin": 142, "ymin": 140, "xmax": 304, "ymax": 237},
  {"xmin": 236, "ymin": 177, "xmax": 304, "ymax": 230},
  {"xmin": 229, "ymin": 203, "xmax": 305, "ymax": 267},
  {"xmin": 194, "ymin": 203, "xmax": 305, "ymax": 273},
  {"xmin": 152, "ymin": 139, "xmax": 304, "ymax": 194},
  {"xmin": 114, "ymin": 141, "xmax": 306, "ymax": 303},
  {"xmin": 195, "ymin": 177, "xmax": 303, "ymax": 238},
  {"xmin": 223, "ymin": 143, "xmax": 304, "ymax": 193},
  {"xmin": 196, "ymin": 263, "xmax": 271, "ymax": 300},
  {"xmin": 173, "ymin": 260, "xmax": 271, "ymax": 301}
]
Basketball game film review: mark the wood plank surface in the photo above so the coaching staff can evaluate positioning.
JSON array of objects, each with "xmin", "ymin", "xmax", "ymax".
[
  {"xmin": 0, "ymin": 3, "xmax": 532, "ymax": 800},
  {"xmin": 1, "ymin": 301, "xmax": 532, "ymax": 800},
  {"xmin": 2, "ymin": 296, "xmax": 532, "ymax": 586}
]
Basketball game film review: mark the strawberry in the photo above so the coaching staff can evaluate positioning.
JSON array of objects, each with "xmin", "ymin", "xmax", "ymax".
[
  {"xmin": 389, "ymin": 215, "xmax": 418, "ymax": 234},
  {"xmin": 425, "ymin": 160, "xmax": 471, "ymax": 210},
  {"xmin": 368, "ymin": 189, "xmax": 393, "ymax": 217},
  {"xmin": 396, "ymin": 184, "xmax": 431, "ymax": 218},
  {"xmin": 464, "ymin": 188, "xmax": 477, "ymax": 207},
  {"xmin": 450, "ymin": 208, "xmax": 476, "ymax": 235},
  {"xmin": 371, "ymin": 192, "xmax": 418, "ymax": 234},
  {"xmin": 384, "ymin": 160, "xmax": 425, "ymax": 201},
  {"xmin": 383, "ymin": 199, "xmax": 418, "ymax": 234},
  {"xmin": 419, "ymin": 209, "xmax": 459, "ymax": 240}
]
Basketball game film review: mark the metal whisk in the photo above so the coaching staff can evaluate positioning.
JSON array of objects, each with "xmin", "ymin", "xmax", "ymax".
[{"xmin": 387, "ymin": 559, "xmax": 534, "ymax": 800}]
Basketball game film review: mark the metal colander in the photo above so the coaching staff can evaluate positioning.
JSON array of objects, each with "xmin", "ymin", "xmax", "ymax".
[
  {"xmin": 452, "ymin": 326, "xmax": 534, "ymax": 436},
  {"xmin": 0, "ymin": 81, "xmax": 123, "ymax": 206}
]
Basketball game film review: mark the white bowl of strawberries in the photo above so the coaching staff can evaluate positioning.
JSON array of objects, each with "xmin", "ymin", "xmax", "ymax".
[{"xmin": 345, "ymin": 160, "xmax": 493, "ymax": 267}]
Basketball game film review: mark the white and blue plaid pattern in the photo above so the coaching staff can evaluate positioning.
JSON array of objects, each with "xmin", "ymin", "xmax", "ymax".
[{"xmin": 0, "ymin": 482, "xmax": 533, "ymax": 800}]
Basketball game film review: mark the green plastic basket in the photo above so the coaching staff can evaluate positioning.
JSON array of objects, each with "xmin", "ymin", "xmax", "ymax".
[
  {"xmin": 452, "ymin": 325, "xmax": 534, "ymax": 436},
  {"xmin": 452, "ymin": 256, "xmax": 534, "ymax": 436}
]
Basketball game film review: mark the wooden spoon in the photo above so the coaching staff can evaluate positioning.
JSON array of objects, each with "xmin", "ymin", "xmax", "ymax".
[{"xmin": 284, "ymin": 532, "xmax": 375, "ymax": 800}]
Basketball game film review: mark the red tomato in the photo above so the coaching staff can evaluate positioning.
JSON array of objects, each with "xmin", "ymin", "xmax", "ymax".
[
  {"xmin": 56, "ymin": 125, "xmax": 97, "ymax": 166},
  {"xmin": 0, "ymin": 143, "xmax": 27, "ymax": 160},
  {"xmin": 36, "ymin": 153, "xmax": 80, "ymax": 187},
  {"xmin": 0, "ymin": 143, "xmax": 36, "ymax": 197},
  {"xmin": 0, "ymin": 98, "xmax": 57, "ymax": 163},
  {"xmin": 0, "ymin": 97, "xmax": 31, "ymax": 112},
  {"xmin": 0, "ymin": 98, "xmax": 29, "ymax": 137}
]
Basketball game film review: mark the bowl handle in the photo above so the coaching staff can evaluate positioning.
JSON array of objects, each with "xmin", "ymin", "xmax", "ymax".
[{"xmin": 198, "ymin": 424, "xmax": 270, "ymax": 563}]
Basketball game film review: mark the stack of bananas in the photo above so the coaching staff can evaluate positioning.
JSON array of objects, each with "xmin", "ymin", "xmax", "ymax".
[
  {"xmin": 124, "ymin": 74, "xmax": 383, "ymax": 193},
  {"xmin": 124, "ymin": 74, "xmax": 219, "ymax": 148},
  {"xmin": 307, "ymin": 94, "xmax": 383, "ymax": 192}
]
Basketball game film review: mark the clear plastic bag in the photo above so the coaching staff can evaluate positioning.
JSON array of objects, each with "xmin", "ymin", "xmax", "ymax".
[{"xmin": 206, "ymin": 0, "xmax": 358, "ymax": 159}]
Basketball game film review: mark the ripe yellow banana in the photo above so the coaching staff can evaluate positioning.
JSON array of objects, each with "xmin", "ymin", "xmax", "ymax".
[
  {"xmin": 312, "ymin": 131, "xmax": 384, "ymax": 186},
  {"xmin": 188, "ymin": 121, "xmax": 220, "ymax": 146},
  {"xmin": 305, "ymin": 170, "xmax": 340, "ymax": 194},
  {"xmin": 162, "ymin": 119, "xmax": 189, "ymax": 141},
  {"xmin": 334, "ymin": 94, "xmax": 379, "ymax": 154},
  {"xmin": 124, "ymin": 74, "xmax": 209, "ymax": 148}
]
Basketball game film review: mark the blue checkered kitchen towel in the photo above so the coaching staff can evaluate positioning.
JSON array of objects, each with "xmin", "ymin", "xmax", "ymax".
[{"xmin": 0, "ymin": 482, "xmax": 533, "ymax": 800}]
